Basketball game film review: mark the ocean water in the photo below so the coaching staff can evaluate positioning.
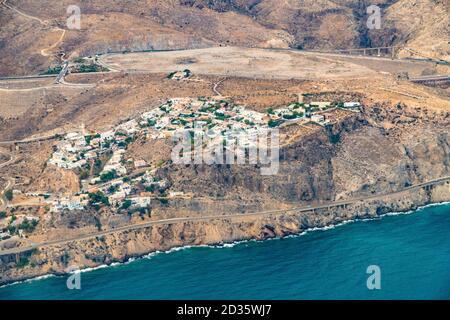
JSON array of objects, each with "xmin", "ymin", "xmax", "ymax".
[{"xmin": 1, "ymin": 203, "xmax": 449, "ymax": 300}]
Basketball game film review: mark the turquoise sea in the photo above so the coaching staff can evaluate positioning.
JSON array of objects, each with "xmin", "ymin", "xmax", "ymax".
[{"xmin": 1, "ymin": 203, "xmax": 449, "ymax": 300}]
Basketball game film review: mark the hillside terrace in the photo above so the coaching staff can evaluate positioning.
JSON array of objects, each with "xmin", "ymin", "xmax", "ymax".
[{"xmin": 40, "ymin": 97, "xmax": 360, "ymax": 213}]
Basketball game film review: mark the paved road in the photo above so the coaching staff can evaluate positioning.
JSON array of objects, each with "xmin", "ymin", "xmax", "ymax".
[
  {"xmin": 0, "ymin": 133, "xmax": 61, "ymax": 146},
  {"xmin": 1, "ymin": 45, "xmax": 442, "ymax": 84},
  {"xmin": 1, "ymin": 175, "xmax": 448, "ymax": 256},
  {"xmin": 410, "ymin": 75, "xmax": 450, "ymax": 83},
  {"xmin": 55, "ymin": 61, "xmax": 69, "ymax": 84}
]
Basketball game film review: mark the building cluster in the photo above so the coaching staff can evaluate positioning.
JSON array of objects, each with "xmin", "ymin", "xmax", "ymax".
[
  {"xmin": 270, "ymin": 100, "xmax": 361, "ymax": 126},
  {"xmin": 139, "ymin": 98, "xmax": 267, "ymax": 135},
  {"xmin": 42, "ymin": 97, "xmax": 361, "ymax": 213},
  {"xmin": 168, "ymin": 69, "xmax": 192, "ymax": 80},
  {"xmin": 49, "ymin": 194, "xmax": 88, "ymax": 212},
  {"xmin": 44, "ymin": 167, "xmax": 168, "ymax": 213},
  {"xmin": 0, "ymin": 214, "xmax": 40, "ymax": 240}
]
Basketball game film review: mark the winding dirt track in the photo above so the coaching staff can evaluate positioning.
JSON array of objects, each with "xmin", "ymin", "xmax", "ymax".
[
  {"xmin": 40, "ymin": 29, "xmax": 66, "ymax": 57},
  {"xmin": 0, "ymin": 148, "xmax": 15, "ymax": 211},
  {"xmin": 1, "ymin": 0, "xmax": 66, "ymax": 58}
]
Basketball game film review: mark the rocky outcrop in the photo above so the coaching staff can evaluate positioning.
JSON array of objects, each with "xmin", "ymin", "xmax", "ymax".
[
  {"xmin": 1, "ymin": 103, "xmax": 449, "ymax": 285},
  {"xmin": 1, "ymin": 182, "xmax": 449, "ymax": 285}
]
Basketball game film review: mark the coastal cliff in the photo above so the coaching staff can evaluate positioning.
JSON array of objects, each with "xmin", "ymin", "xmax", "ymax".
[{"xmin": 1, "ymin": 103, "xmax": 449, "ymax": 285}]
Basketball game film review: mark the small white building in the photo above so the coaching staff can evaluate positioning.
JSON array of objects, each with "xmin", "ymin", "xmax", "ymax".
[
  {"xmin": 311, "ymin": 114, "xmax": 325, "ymax": 123},
  {"xmin": 84, "ymin": 151, "xmax": 97, "ymax": 159},
  {"xmin": 343, "ymin": 102, "xmax": 361, "ymax": 108},
  {"xmin": 130, "ymin": 197, "xmax": 152, "ymax": 207},
  {"xmin": 109, "ymin": 191, "xmax": 127, "ymax": 206},
  {"xmin": 0, "ymin": 231, "xmax": 11, "ymax": 240},
  {"xmin": 134, "ymin": 159, "xmax": 147, "ymax": 169},
  {"xmin": 101, "ymin": 130, "xmax": 115, "ymax": 141},
  {"xmin": 169, "ymin": 191, "xmax": 185, "ymax": 198}
]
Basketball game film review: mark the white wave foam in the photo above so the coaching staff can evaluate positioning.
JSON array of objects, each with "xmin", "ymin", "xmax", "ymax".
[
  {"xmin": 0, "ymin": 274, "xmax": 57, "ymax": 289},
  {"xmin": 3, "ymin": 202, "xmax": 449, "ymax": 288}
]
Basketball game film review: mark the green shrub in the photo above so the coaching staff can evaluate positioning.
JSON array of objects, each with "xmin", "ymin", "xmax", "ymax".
[
  {"xmin": 73, "ymin": 57, "xmax": 85, "ymax": 63},
  {"xmin": 100, "ymin": 170, "xmax": 118, "ymax": 182},
  {"xmin": 78, "ymin": 64, "xmax": 103, "ymax": 73},
  {"xmin": 88, "ymin": 191, "xmax": 110, "ymax": 206},
  {"xmin": 16, "ymin": 257, "xmax": 30, "ymax": 269},
  {"xmin": 121, "ymin": 200, "xmax": 132, "ymax": 210},
  {"xmin": 4, "ymin": 189, "xmax": 13, "ymax": 201},
  {"xmin": 40, "ymin": 66, "xmax": 62, "ymax": 75},
  {"xmin": 18, "ymin": 218, "xmax": 38, "ymax": 233},
  {"xmin": 158, "ymin": 198, "xmax": 169, "ymax": 205},
  {"xmin": 330, "ymin": 133, "xmax": 340, "ymax": 144},
  {"xmin": 268, "ymin": 119, "xmax": 282, "ymax": 128}
]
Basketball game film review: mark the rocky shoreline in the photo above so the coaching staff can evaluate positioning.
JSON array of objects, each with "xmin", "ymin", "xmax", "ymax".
[
  {"xmin": 1, "ymin": 102, "xmax": 449, "ymax": 287},
  {"xmin": 1, "ymin": 182, "xmax": 449, "ymax": 286}
]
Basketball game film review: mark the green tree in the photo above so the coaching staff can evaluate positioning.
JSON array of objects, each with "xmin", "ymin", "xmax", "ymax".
[
  {"xmin": 100, "ymin": 170, "xmax": 118, "ymax": 182},
  {"xmin": 268, "ymin": 119, "xmax": 282, "ymax": 128},
  {"xmin": 121, "ymin": 200, "xmax": 132, "ymax": 210},
  {"xmin": 4, "ymin": 189, "xmax": 13, "ymax": 201},
  {"xmin": 88, "ymin": 191, "xmax": 110, "ymax": 207}
]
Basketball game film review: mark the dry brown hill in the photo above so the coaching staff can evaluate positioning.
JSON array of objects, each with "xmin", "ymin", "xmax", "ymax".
[{"xmin": 0, "ymin": 0, "xmax": 448, "ymax": 76}]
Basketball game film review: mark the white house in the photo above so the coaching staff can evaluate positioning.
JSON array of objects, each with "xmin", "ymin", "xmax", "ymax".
[
  {"xmin": 310, "ymin": 102, "xmax": 331, "ymax": 110},
  {"xmin": 343, "ymin": 102, "xmax": 361, "ymax": 108},
  {"xmin": 101, "ymin": 130, "xmax": 115, "ymax": 140},
  {"xmin": 311, "ymin": 114, "xmax": 325, "ymax": 123},
  {"xmin": 130, "ymin": 197, "xmax": 152, "ymax": 207}
]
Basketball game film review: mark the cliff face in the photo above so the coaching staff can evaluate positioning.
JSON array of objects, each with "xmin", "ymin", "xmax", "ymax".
[
  {"xmin": 1, "ymin": 183, "xmax": 449, "ymax": 285},
  {"xmin": 161, "ymin": 107, "xmax": 449, "ymax": 206},
  {"xmin": 0, "ymin": 103, "xmax": 449, "ymax": 285}
]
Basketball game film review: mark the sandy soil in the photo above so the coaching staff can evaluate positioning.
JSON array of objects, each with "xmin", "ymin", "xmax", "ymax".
[
  {"xmin": 100, "ymin": 47, "xmax": 379, "ymax": 80},
  {"xmin": 100, "ymin": 47, "xmax": 439, "ymax": 80}
]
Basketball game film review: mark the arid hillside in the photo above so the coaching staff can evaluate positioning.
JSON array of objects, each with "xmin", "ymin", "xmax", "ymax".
[{"xmin": 0, "ymin": 0, "xmax": 448, "ymax": 76}]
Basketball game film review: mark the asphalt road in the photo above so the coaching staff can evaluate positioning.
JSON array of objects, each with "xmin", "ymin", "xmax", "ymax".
[{"xmin": 1, "ymin": 175, "xmax": 449, "ymax": 256}]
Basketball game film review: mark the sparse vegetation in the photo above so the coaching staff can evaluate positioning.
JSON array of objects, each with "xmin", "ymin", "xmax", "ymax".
[
  {"xmin": 88, "ymin": 191, "xmax": 110, "ymax": 208},
  {"xmin": 40, "ymin": 66, "xmax": 62, "ymax": 75},
  {"xmin": 157, "ymin": 197, "xmax": 169, "ymax": 205},
  {"xmin": 100, "ymin": 170, "xmax": 118, "ymax": 182},
  {"xmin": 4, "ymin": 189, "xmax": 13, "ymax": 201},
  {"xmin": 268, "ymin": 119, "xmax": 283, "ymax": 128},
  {"xmin": 73, "ymin": 57, "xmax": 86, "ymax": 63},
  {"xmin": 121, "ymin": 200, "xmax": 132, "ymax": 210},
  {"xmin": 18, "ymin": 218, "xmax": 39, "ymax": 233}
]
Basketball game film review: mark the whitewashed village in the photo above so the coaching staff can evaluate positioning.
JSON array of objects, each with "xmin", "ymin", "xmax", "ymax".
[{"xmin": 0, "ymin": 95, "xmax": 360, "ymax": 240}]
